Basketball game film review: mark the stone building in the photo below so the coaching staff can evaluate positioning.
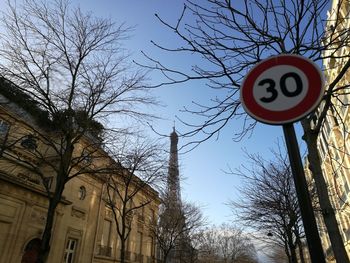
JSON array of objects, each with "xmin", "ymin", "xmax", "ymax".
[
  {"xmin": 0, "ymin": 80, "xmax": 160, "ymax": 263},
  {"xmin": 304, "ymin": 0, "xmax": 350, "ymax": 261}
]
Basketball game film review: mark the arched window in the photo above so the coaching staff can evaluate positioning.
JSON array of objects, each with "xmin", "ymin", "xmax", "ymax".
[
  {"xmin": 21, "ymin": 135, "xmax": 37, "ymax": 151},
  {"xmin": 79, "ymin": 186, "xmax": 86, "ymax": 200},
  {"xmin": 21, "ymin": 238, "xmax": 41, "ymax": 263},
  {"xmin": 0, "ymin": 119, "xmax": 9, "ymax": 138}
]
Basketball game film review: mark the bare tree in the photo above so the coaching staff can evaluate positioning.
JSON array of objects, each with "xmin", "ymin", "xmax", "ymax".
[
  {"xmin": 103, "ymin": 135, "xmax": 166, "ymax": 263},
  {"xmin": 151, "ymin": 192, "xmax": 205, "ymax": 263},
  {"xmin": 196, "ymin": 223, "xmax": 258, "ymax": 263},
  {"xmin": 0, "ymin": 0, "xmax": 156, "ymax": 262},
  {"xmin": 140, "ymin": 0, "xmax": 350, "ymax": 261},
  {"xmin": 268, "ymin": 246, "xmax": 289, "ymax": 263},
  {"xmin": 229, "ymin": 149, "xmax": 306, "ymax": 263}
]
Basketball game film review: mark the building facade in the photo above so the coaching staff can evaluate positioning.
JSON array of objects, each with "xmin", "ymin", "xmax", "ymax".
[
  {"xmin": 0, "ymin": 83, "xmax": 160, "ymax": 263},
  {"xmin": 305, "ymin": 0, "xmax": 350, "ymax": 261}
]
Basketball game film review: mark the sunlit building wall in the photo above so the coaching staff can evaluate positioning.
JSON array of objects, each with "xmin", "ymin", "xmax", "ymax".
[
  {"xmin": 306, "ymin": 0, "xmax": 350, "ymax": 261},
  {"xmin": 0, "ymin": 88, "xmax": 160, "ymax": 263}
]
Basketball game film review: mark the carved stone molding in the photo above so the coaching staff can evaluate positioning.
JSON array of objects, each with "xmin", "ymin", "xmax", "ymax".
[
  {"xmin": 105, "ymin": 208, "xmax": 113, "ymax": 219},
  {"xmin": 67, "ymin": 227, "xmax": 83, "ymax": 238},
  {"xmin": 30, "ymin": 208, "xmax": 46, "ymax": 224},
  {"xmin": 25, "ymin": 199, "xmax": 36, "ymax": 207},
  {"xmin": 71, "ymin": 206, "xmax": 86, "ymax": 220}
]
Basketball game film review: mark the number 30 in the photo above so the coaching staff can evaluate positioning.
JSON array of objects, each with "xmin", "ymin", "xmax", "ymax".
[{"xmin": 259, "ymin": 72, "xmax": 303, "ymax": 103}]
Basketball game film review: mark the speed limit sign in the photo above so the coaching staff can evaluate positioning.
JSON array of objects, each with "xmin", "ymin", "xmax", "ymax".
[
  {"xmin": 240, "ymin": 54, "xmax": 324, "ymax": 125},
  {"xmin": 241, "ymin": 54, "xmax": 326, "ymax": 262}
]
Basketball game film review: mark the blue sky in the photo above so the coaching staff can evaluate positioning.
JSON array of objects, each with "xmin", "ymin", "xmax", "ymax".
[
  {"xmin": 0, "ymin": 0, "xmax": 298, "ymax": 228},
  {"xmin": 1, "ymin": 1, "xmax": 316, "ymax": 262},
  {"xmin": 76, "ymin": 0, "xmax": 286, "ymax": 226}
]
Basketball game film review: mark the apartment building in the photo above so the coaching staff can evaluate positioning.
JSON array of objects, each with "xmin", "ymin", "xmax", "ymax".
[
  {"xmin": 306, "ymin": 0, "xmax": 350, "ymax": 261},
  {"xmin": 0, "ymin": 79, "xmax": 160, "ymax": 263}
]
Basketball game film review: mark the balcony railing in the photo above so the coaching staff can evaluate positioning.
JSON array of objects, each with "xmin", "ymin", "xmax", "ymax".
[
  {"xmin": 125, "ymin": 251, "xmax": 131, "ymax": 261},
  {"xmin": 135, "ymin": 253, "xmax": 143, "ymax": 263},
  {"xmin": 344, "ymin": 228, "xmax": 350, "ymax": 241},
  {"xmin": 325, "ymin": 246, "xmax": 335, "ymax": 261},
  {"xmin": 97, "ymin": 245, "xmax": 112, "ymax": 257}
]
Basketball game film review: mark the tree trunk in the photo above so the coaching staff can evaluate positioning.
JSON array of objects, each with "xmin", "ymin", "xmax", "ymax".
[
  {"xmin": 37, "ymin": 197, "xmax": 60, "ymax": 263},
  {"xmin": 120, "ymin": 235, "xmax": 126, "ymax": 263},
  {"xmin": 37, "ymin": 142, "xmax": 73, "ymax": 263},
  {"xmin": 301, "ymin": 119, "xmax": 349, "ymax": 263},
  {"xmin": 162, "ymin": 250, "xmax": 169, "ymax": 263},
  {"xmin": 290, "ymin": 245, "xmax": 298, "ymax": 263},
  {"xmin": 297, "ymin": 238, "xmax": 306, "ymax": 263},
  {"xmin": 284, "ymin": 238, "xmax": 292, "ymax": 263},
  {"xmin": 288, "ymin": 236, "xmax": 298, "ymax": 263}
]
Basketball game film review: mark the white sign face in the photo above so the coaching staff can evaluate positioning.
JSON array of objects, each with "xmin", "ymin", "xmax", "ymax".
[
  {"xmin": 240, "ymin": 55, "xmax": 324, "ymax": 125},
  {"xmin": 253, "ymin": 65, "xmax": 308, "ymax": 111}
]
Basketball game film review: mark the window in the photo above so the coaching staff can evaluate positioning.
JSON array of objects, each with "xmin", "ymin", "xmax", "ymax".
[
  {"xmin": 135, "ymin": 231, "xmax": 143, "ymax": 262},
  {"xmin": 318, "ymin": 140, "xmax": 326, "ymax": 160},
  {"xmin": 0, "ymin": 119, "xmax": 9, "ymax": 138},
  {"xmin": 149, "ymin": 209, "xmax": 155, "ymax": 224},
  {"xmin": 340, "ymin": 168, "xmax": 350, "ymax": 195},
  {"xmin": 21, "ymin": 238, "xmax": 41, "ymax": 263},
  {"xmin": 136, "ymin": 231, "xmax": 143, "ymax": 254},
  {"xmin": 340, "ymin": 94, "xmax": 348, "ymax": 116},
  {"xmin": 138, "ymin": 206, "xmax": 145, "ymax": 221},
  {"xmin": 333, "ymin": 149, "xmax": 341, "ymax": 165},
  {"xmin": 102, "ymin": 219, "xmax": 111, "ymax": 246},
  {"xmin": 43, "ymin": 176, "xmax": 53, "ymax": 189},
  {"xmin": 64, "ymin": 238, "xmax": 77, "ymax": 263},
  {"xmin": 78, "ymin": 186, "xmax": 86, "ymax": 200},
  {"xmin": 21, "ymin": 135, "xmax": 37, "ymax": 151},
  {"xmin": 341, "ymin": 214, "xmax": 350, "ymax": 240},
  {"xmin": 320, "ymin": 132, "xmax": 330, "ymax": 159},
  {"xmin": 329, "ymin": 107, "xmax": 339, "ymax": 126},
  {"xmin": 82, "ymin": 149, "xmax": 92, "ymax": 164},
  {"xmin": 323, "ymin": 116, "xmax": 332, "ymax": 137},
  {"xmin": 99, "ymin": 219, "xmax": 112, "ymax": 257},
  {"xmin": 104, "ymin": 186, "xmax": 116, "ymax": 207},
  {"xmin": 148, "ymin": 236, "xmax": 154, "ymax": 257},
  {"xmin": 145, "ymin": 236, "xmax": 155, "ymax": 262}
]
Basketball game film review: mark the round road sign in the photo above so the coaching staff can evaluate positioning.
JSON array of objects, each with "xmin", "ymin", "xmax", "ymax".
[{"xmin": 240, "ymin": 54, "xmax": 324, "ymax": 125}]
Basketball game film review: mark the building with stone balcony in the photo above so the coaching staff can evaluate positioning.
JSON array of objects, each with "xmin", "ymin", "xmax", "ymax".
[
  {"xmin": 0, "ymin": 79, "xmax": 160, "ymax": 263},
  {"xmin": 303, "ymin": 0, "xmax": 350, "ymax": 261}
]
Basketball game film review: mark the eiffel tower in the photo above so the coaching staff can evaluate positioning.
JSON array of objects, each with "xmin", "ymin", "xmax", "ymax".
[
  {"xmin": 167, "ymin": 127, "xmax": 181, "ymax": 206},
  {"xmin": 164, "ymin": 127, "xmax": 194, "ymax": 263}
]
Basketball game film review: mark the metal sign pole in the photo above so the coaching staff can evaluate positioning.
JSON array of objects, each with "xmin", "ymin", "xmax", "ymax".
[
  {"xmin": 283, "ymin": 123, "xmax": 325, "ymax": 263},
  {"xmin": 240, "ymin": 54, "xmax": 327, "ymax": 262}
]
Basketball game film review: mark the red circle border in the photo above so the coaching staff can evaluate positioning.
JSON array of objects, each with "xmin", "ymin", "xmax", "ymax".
[{"xmin": 241, "ymin": 55, "xmax": 324, "ymax": 125}]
